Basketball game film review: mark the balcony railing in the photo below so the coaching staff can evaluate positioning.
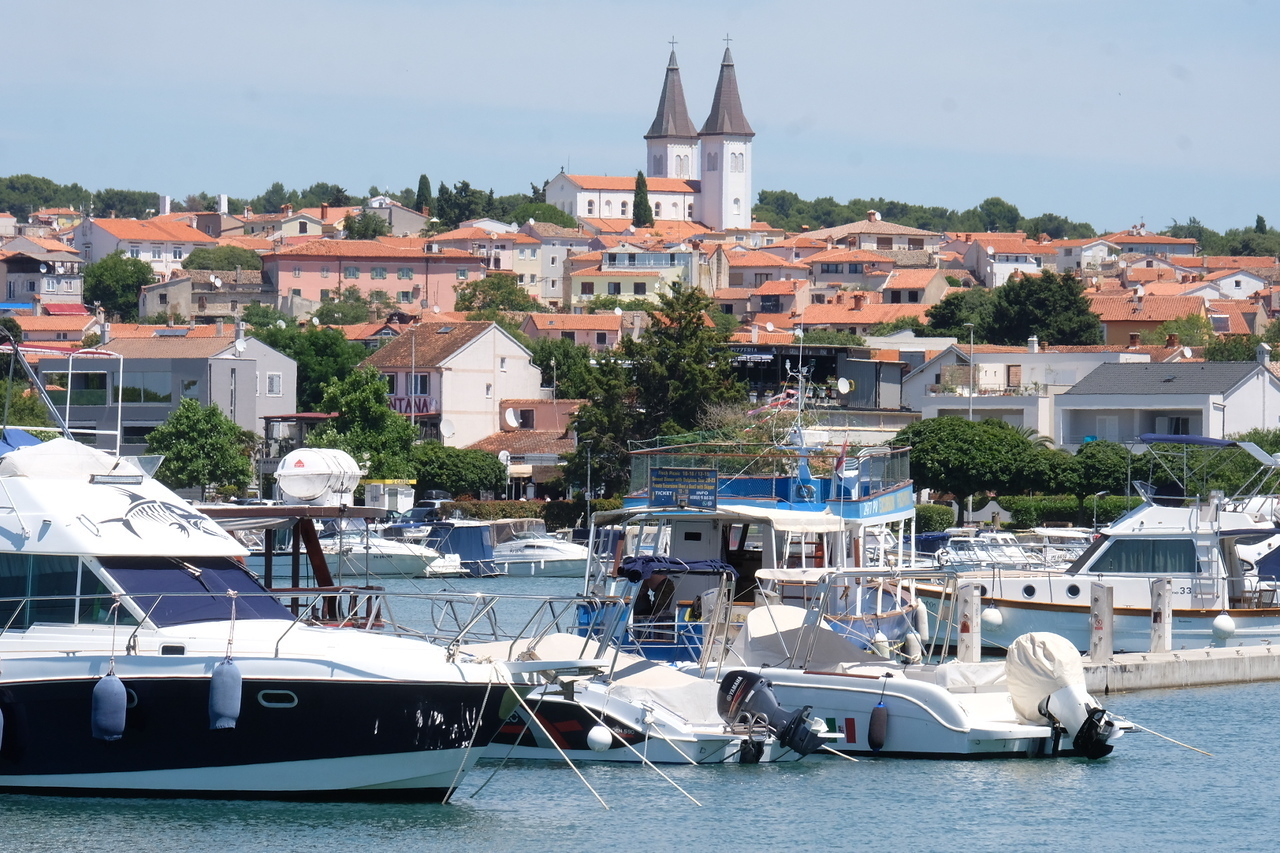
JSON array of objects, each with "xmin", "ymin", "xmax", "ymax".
[{"xmin": 925, "ymin": 384, "xmax": 1048, "ymax": 398}]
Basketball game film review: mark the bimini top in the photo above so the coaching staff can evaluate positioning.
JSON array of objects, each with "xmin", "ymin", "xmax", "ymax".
[{"xmin": 593, "ymin": 502, "xmax": 851, "ymax": 533}]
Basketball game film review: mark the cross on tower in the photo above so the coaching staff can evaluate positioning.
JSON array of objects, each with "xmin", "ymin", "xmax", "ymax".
[
  {"xmin": 668, "ymin": 36, "xmax": 677, "ymax": 51},
  {"xmin": 723, "ymin": 33, "xmax": 732, "ymax": 48}
]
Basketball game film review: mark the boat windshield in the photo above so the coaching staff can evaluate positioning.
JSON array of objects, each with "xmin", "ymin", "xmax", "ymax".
[{"xmin": 98, "ymin": 556, "xmax": 293, "ymax": 627}]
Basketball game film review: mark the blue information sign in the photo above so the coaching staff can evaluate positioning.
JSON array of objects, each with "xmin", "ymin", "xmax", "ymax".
[{"xmin": 648, "ymin": 467, "xmax": 719, "ymax": 509}]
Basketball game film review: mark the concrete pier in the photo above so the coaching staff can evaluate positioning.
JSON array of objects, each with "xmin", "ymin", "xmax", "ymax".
[{"xmin": 1085, "ymin": 644, "xmax": 1280, "ymax": 694}]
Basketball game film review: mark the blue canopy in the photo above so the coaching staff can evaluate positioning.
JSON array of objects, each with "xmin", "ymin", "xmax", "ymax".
[
  {"xmin": 618, "ymin": 554, "xmax": 738, "ymax": 583},
  {"xmin": 0, "ymin": 428, "xmax": 44, "ymax": 456},
  {"xmin": 1139, "ymin": 434, "xmax": 1235, "ymax": 447}
]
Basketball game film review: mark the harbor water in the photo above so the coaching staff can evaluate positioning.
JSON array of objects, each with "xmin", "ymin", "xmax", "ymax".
[{"xmin": 3, "ymin": 577, "xmax": 1275, "ymax": 853}]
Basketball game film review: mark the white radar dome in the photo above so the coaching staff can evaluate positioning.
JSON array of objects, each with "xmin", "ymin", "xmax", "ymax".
[{"xmin": 275, "ymin": 448, "xmax": 362, "ymax": 506}]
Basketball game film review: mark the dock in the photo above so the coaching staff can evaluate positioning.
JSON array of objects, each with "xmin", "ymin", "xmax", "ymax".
[{"xmin": 1084, "ymin": 644, "xmax": 1280, "ymax": 694}]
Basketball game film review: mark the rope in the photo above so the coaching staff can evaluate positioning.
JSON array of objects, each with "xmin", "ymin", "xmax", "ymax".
[
  {"xmin": 107, "ymin": 595, "xmax": 121, "ymax": 675},
  {"xmin": 224, "ymin": 590, "xmax": 238, "ymax": 661},
  {"xmin": 573, "ymin": 701, "xmax": 702, "ymax": 806},
  {"xmin": 443, "ymin": 665, "xmax": 497, "ymax": 803}
]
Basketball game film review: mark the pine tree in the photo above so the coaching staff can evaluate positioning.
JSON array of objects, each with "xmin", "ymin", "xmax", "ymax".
[
  {"xmin": 414, "ymin": 174, "xmax": 433, "ymax": 215},
  {"xmin": 632, "ymin": 171, "xmax": 654, "ymax": 227}
]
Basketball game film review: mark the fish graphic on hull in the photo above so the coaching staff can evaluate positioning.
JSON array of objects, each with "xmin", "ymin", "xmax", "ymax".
[{"xmin": 99, "ymin": 487, "xmax": 233, "ymax": 540}]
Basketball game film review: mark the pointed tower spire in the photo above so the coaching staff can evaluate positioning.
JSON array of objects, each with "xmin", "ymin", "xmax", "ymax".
[
  {"xmin": 700, "ymin": 47, "xmax": 754, "ymax": 137},
  {"xmin": 645, "ymin": 48, "xmax": 698, "ymax": 140}
]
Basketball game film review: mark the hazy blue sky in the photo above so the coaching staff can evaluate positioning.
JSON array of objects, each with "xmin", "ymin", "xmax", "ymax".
[{"xmin": 6, "ymin": 1, "xmax": 1278, "ymax": 233}]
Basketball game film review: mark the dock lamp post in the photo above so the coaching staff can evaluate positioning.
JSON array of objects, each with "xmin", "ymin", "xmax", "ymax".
[
  {"xmin": 580, "ymin": 439, "xmax": 593, "ymax": 526},
  {"xmin": 964, "ymin": 322, "xmax": 975, "ymax": 422},
  {"xmin": 1093, "ymin": 491, "xmax": 1109, "ymax": 531}
]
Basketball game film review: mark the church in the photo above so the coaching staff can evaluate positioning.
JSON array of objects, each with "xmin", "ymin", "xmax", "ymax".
[{"xmin": 545, "ymin": 45, "xmax": 755, "ymax": 233}]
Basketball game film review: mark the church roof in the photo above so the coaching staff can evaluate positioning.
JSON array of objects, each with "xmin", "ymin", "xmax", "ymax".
[
  {"xmin": 645, "ymin": 50, "xmax": 698, "ymax": 140},
  {"xmin": 700, "ymin": 48, "xmax": 754, "ymax": 137}
]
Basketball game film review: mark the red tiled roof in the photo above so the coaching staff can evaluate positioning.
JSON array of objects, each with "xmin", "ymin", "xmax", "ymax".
[
  {"xmin": 14, "ymin": 316, "xmax": 94, "ymax": 332},
  {"xmin": 42, "ymin": 303, "xmax": 90, "ymax": 316},
  {"xmin": 714, "ymin": 287, "xmax": 752, "ymax": 300},
  {"xmin": 805, "ymin": 247, "xmax": 895, "ymax": 266},
  {"xmin": 882, "ymin": 269, "xmax": 947, "ymax": 289},
  {"xmin": 1101, "ymin": 231, "xmax": 1198, "ymax": 245},
  {"xmin": 746, "ymin": 312, "xmax": 797, "ymax": 331},
  {"xmin": 104, "ymin": 323, "xmax": 230, "ymax": 339},
  {"xmin": 563, "ymin": 174, "xmax": 699, "ymax": 193},
  {"xmin": 466, "ymin": 429, "xmax": 576, "ymax": 456},
  {"xmin": 267, "ymin": 239, "xmax": 425, "ymax": 259},
  {"xmin": 570, "ymin": 266, "xmax": 661, "ymax": 277},
  {"xmin": 88, "ymin": 218, "xmax": 216, "ymax": 244},
  {"xmin": 216, "ymin": 236, "xmax": 273, "ymax": 252},
  {"xmin": 1205, "ymin": 256, "xmax": 1278, "ymax": 270},
  {"xmin": 726, "ymin": 249, "xmax": 807, "ymax": 269},
  {"xmin": 1086, "ymin": 294, "xmax": 1206, "ymax": 323},
  {"xmin": 801, "ymin": 303, "xmax": 930, "ymax": 325},
  {"xmin": 752, "ymin": 280, "xmax": 799, "ymax": 296},
  {"xmin": 524, "ymin": 314, "xmax": 622, "ymax": 332},
  {"xmin": 730, "ymin": 330, "xmax": 796, "ymax": 344}
]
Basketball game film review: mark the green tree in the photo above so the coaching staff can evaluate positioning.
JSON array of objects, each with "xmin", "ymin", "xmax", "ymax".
[
  {"xmin": 84, "ymin": 251, "xmax": 153, "ymax": 321},
  {"xmin": 624, "ymin": 280, "xmax": 744, "ymax": 435},
  {"xmin": 258, "ymin": 182, "xmax": 289, "ymax": 214},
  {"xmin": 976, "ymin": 197, "xmax": 1022, "ymax": 233},
  {"xmin": 0, "ymin": 378, "xmax": 54, "ymax": 432},
  {"xmin": 510, "ymin": 202, "xmax": 577, "ymax": 229},
  {"xmin": 867, "ymin": 316, "xmax": 939, "ymax": 337},
  {"xmin": 798, "ymin": 329, "xmax": 866, "ymax": 346},
  {"xmin": 454, "ymin": 273, "xmax": 542, "ymax": 313},
  {"xmin": 410, "ymin": 442, "xmax": 508, "ymax": 499},
  {"xmin": 1140, "ymin": 314, "xmax": 1215, "ymax": 347},
  {"xmin": 306, "ymin": 365, "xmax": 416, "ymax": 479},
  {"xmin": 711, "ymin": 309, "xmax": 741, "ymax": 335},
  {"xmin": 312, "ymin": 285, "xmax": 375, "ymax": 325},
  {"xmin": 529, "ymin": 337, "xmax": 597, "ymax": 399},
  {"xmin": 342, "ymin": 211, "xmax": 392, "ymax": 240},
  {"xmin": 1072, "ymin": 439, "xmax": 1133, "ymax": 502},
  {"xmin": 566, "ymin": 351, "xmax": 639, "ymax": 496},
  {"xmin": 328, "ymin": 186, "xmax": 352, "ymax": 206},
  {"xmin": 248, "ymin": 323, "xmax": 367, "ymax": 411},
  {"xmin": 414, "ymin": 174, "xmax": 433, "ymax": 214},
  {"xmin": 182, "ymin": 245, "xmax": 263, "ymax": 271},
  {"xmin": 632, "ymin": 171, "xmax": 654, "ymax": 227},
  {"xmin": 925, "ymin": 286, "xmax": 995, "ymax": 339},
  {"xmin": 240, "ymin": 303, "xmax": 292, "ymax": 328},
  {"xmin": 94, "ymin": 188, "xmax": 159, "ymax": 220},
  {"xmin": 1257, "ymin": 215, "xmax": 1268, "ymax": 235},
  {"xmin": 145, "ymin": 398, "xmax": 254, "ymax": 496},
  {"xmin": 986, "ymin": 270, "xmax": 1103, "ymax": 346},
  {"xmin": 1205, "ymin": 334, "xmax": 1263, "ymax": 362},
  {"xmin": 583, "ymin": 295, "xmax": 651, "ymax": 313}
]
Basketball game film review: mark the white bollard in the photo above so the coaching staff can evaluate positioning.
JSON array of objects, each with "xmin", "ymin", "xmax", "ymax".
[
  {"xmin": 956, "ymin": 582, "xmax": 982, "ymax": 663},
  {"xmin": 1090, "ymin": 582, "xmax": 1114, "ymax": 663},
  {"xmin": 1150, "ymin": 578, "xmax": 1172, "ymax": 654}
]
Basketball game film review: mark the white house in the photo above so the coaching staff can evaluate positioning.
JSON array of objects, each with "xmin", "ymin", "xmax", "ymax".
[
  {"xmin": 1051, "ymin": 237, "xmax": 1118, "ymax": 275},
  {"xmin": 70, "ymin": 217, "xmax": 217, "ymax": 278}
]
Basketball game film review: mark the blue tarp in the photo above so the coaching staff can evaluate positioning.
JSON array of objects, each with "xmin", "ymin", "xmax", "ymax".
[{"xmin": 0, "ymin": 428, "xmax": 43, "ymax": 456}]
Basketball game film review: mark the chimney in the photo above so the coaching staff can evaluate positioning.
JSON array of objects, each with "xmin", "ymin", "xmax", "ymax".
[
  {"xmin": 751, "ymin": 324, "xmax": 759, "ymax": 343},
  {"xmin": 866, "ymin": 210, "xmax": 879, "ymax": 222},
  {"xmin": 101, "ymin": 323, "xmax": 111, "ymax": 344},
  {"xmin": 244, "ymin": 205, "xmax": 252, "ymax": 218},
  {"xmin": 1166, "ymin": 333, "xmax": 1179, "ymax": 348},
  {"xmin": 218, "ymin": 194, "xmax": 228, "ymax": 215},
  {"xmin": 236, "ymin": 321, "xmax": 246, "ymax": 342},
  {"xmin": 1027, "ymin": 335, "xmax": 1039, "ymax": 353},
  {"xmin": 852, "ymin": 293, "xmax": 865, "ymax": 310},
  {"xmin": 320, "ymin": 203, "xmax": 329, "ymax": 221},
  {"xmin": 216, "ymin": 318, "xmax": 225, "ymax": 338},
  {"xmin": 282, "ymin": 203, "xmax": 293, "ymax": 217},
  {"xmin": 1129, "ymin": 332, "xmax": 1141, "ymax": 348},
  {"xmin": 166, "ymin": 314, "xmax": 173, "ymax": 327},
  {"xmin": 159, "ymin": 195, "xmax": 171, "ymax": 216},
  {"xmin": 801, "ymin": 225, "xmax": 810, "ymax": 232},
  {"xmin": 1258, "ymin": 342, "xmax": 1272, "ymax": 365}
]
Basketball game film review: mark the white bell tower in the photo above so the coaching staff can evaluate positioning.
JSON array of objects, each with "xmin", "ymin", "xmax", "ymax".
[{"xmin": 697, "ymin": 44, "xmax": 753, "ymax": 231}]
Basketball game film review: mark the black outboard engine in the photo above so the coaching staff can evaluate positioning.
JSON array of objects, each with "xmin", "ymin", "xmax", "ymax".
[
  {"xmin": 1072, "ymin": 706, "xmax": 1117, "ymax": 760},
  {"xmin": 717, "ymin": 670, "xmax": 824, "ymax": 757}
]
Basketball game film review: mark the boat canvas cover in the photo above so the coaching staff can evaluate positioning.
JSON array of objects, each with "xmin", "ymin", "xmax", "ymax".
[
  {"xmin": 618, "ymin": 554, "xmax": 737, "ymax": 582},
  {"xmin": 1004, "ymin": 632, "xmax": 1087, "ymax": 726},
  {"xmin": 595, "ymin": 503, "xmax": 851, "ymax": 534},
  {"xmin": 727, "ymin": 605, "xmax": 880, "ymax": 671},
  {"xmin": 0, "ymin": 437, "xmax": 146, "ymax": 479}
]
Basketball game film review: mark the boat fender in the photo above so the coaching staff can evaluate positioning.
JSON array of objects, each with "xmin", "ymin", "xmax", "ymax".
[
  {"xmin": 586, "ymin": 725, "xmax": 614, "ymax": 752},
  {"xmin": 902, "ymin": 632, "xmax": 923, "ymax": 664},
  {"xmin": 716, "ymin": 670, "xmax": 824, "ymax": 756},
  {"xmin": 981, "ymin": 605, "xmax": 1003, "ymax": 631},
  {"xmin": 0, "ymin": 705, "xmax": 4, "ymax": 749},
  {"xmin": 738, "ymin": 737, "xmax": 764, "ymax": 765},
  {"xmin": 91, "ymin": 673, "xmax": 127, "ymax": 741},
  {"xmin": 209, "ymin": 659, "xmax": 243, "ymax": 730},
  {"xmin": 913, "ymin": 604, "xmax": 930, "ymax": 639},
  {"xmin": 868, "ymin": 702, "xmax": 888, "ymax": 751},
  {"xmin": 1212, "ymin": 611, "xmax": 1236, "ymax": 640},
  {"xmin": 871, "ymin": 631, "xmax": 890, "ymax": 658}
]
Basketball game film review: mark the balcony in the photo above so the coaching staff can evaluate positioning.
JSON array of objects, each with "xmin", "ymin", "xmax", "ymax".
[{"xmin": 925, "ymin": 384, "xmax": 1048, "ymax": 398}]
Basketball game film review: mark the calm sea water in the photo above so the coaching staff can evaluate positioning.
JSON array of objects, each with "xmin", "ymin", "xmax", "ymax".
[{"xmin": 3, "ymin": 576, "xmax": 1275, "ymax": 853}]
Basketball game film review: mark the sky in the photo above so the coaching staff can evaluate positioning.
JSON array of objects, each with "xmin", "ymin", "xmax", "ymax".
[{"xmin": 6, "ymin": 0, "xmax": 1280, "ymax": 234}]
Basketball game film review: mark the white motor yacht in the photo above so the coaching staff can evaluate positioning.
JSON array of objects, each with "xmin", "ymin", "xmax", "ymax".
[{"xmin": 491, "ymin": 519, "xmax": 591, "ymax": 578}]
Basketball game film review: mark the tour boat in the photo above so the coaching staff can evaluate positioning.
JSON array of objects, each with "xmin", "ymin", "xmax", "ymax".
[{"xmin": 490, "ymin": 518, "xmax": 591, "ymax": 578}]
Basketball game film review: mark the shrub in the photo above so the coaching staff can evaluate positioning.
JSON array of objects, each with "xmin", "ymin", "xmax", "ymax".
[
  {"xmin": 914, "ymin": 503, "xmax": 955, "ymax": 533},
  {"xmin": 542, "ymin": 497, "xmax": 622, "ymax": 531},
  {"xmin": 998, "ymin": 494, "xmax": 1142, "ymax": 528}
]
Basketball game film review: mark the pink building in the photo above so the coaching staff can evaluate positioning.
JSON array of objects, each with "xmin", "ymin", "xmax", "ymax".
[{"xmin": 261, "ymin": 239, "xmax": 487, "ymax": 314}]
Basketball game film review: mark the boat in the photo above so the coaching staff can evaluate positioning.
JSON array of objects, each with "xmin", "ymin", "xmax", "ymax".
[
  {"xmin": 0, "ymin": 433, "xmax": 513, "ymax": 799},
  {"xmin": 383, "ymin": 517, "xmax": 501, "ymax": 578},
  {"xmin": 318, "ymin": 521, "xmax": 466, "ymax": 578},
  {"xmin": 916, "ymin": 434, "xmax": 1280, "ymax": 653},
  {"xmin": 490, "ymin": 518, "xmax": 591, "ymax": 578}
]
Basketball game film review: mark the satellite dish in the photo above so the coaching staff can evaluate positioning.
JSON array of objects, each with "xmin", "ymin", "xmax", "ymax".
[
  {"xmin": 498, "ymin": 450, "xmax": 511, "ymax": 465},
  {"xmin": 837, "ymin": 377, "xmax": 851, "ymax": 395},
  {"xmin": 234, "ymin": 338, "xmax": 246, "ymax": 353},
  {"xmin": 275, "ymin": 319, "xmax": 286, "ymax": 329},
  {"xmin": 311, "ymin": 317, "xmax": 320, "ymax": 326},
  {"xmin": 504, "ymin": 408, "xmax": 519, "ymax": 428},
  {"xmin": 211, "ymin": 276, "xmax": 223, "ymax": 289},
  {"xmin": 39, "ymin": 264, "xmax": 48, "ymax": 273},
  {"xmin": 794, "ymin": 329, "xmax": 804, "ymax": 340},
  {"xmin": 432, "ymin": 305, "xmax": 441, "ymax": 314},
  {"xmin": 440, "ymin": 419, "xmax": 456, "ymax": 439},
  {"xmin": 1118, "ymin": 259, "xmax": 1128, "ymax": 269},
  {"xmin": 614, "ymin": 306, "xmax": 623, "ymax": 315},
  {"xmin": 765, "ymin": 322, "xmax": 775, "ymax": 332}
]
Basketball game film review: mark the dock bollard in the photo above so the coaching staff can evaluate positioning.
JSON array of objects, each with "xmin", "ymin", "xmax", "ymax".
[
  {"xmin": 1090, "ymin": 583, "xmax": 1114, "ymax": 663},
  {"xmin": 956, "ymin": 582, "xmax": 982, "ymax": 663},
  {"xmin": 1150, "ymin": 578, "xmax": 1172, "ymax": 654}
]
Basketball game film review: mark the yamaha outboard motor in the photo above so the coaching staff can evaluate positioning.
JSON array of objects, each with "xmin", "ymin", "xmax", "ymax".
[{"xmin": 717, "ymin": 670, "xmax": 824, "ymax": 757}]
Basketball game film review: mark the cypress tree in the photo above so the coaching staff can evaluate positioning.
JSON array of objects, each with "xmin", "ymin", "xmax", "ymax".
[
  {"xmin": 414, "ymin": 174, "xmax": 433, "ymax": 215},
  {"xmin": 632, "ymin": 171, "xmax": 654, "ymax": 227}
]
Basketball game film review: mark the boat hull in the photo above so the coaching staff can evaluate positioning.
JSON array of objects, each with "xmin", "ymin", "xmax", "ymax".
[
  {"xmin": 495, "ymin": 557, "xmax": 588, "ymax": 579},
  {"xmin": 0, "ymin": 671, "xmax": 506, "ymax": 799}
]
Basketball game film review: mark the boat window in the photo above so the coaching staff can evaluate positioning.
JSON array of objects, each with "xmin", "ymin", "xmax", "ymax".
[
  {"xmin": 1088, "ymin": 538, "xmax": 1198, "ymax": 575},
  {"xmin": 98, "ymin": 556, "xmax": 293, "ymax": 627},
  {"xmin": 0, "ymin": 553, "xmax": 84, "ymax": 628}
]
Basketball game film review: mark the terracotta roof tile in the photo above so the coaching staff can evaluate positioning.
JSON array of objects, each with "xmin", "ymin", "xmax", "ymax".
[
  {"xmin": 726, "ymin": 248, "xmax": 807, "ymax": 269},
  {"xmin": 563, "ymin": 174, "xmax": 699, "ymax": 193},
  {"xmin": 466, "ymin": 429, "xmax": 576, "ymax": 456},
  {"xmin": 805, "ymin": 248, "xmax": 894, "ymax": 265},
  {"xmin": 752, "ymin": 280, "xmax": 799, "ymax": 296},
  {"xmin": 1086, "ymin": 294, "xmax": 1206, "ymax": 323},
  {"xmin": 361, "ymin": 322, "xmax": 495, "ymax": 369},
  {"xmin": 713, "ymin": 287, "xmax": 752, "ymax": 300},
  {"xmin": 88, "ymin": 218, "xmax": 216, "ymax": 244},
  {"xmin": 1101, "ymin": 231, "xmax": 1198, "ymax": 246},
  {"xmin": 525, "ymin": 314, "xmax": 622, "ymax": 332},
  {"xmin": 267, "ymin": 239, "xmax": 426, "ymax": 259}
]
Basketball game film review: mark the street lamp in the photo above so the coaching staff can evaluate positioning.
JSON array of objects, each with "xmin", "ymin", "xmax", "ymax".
[
  {"xmin": 580, "ymin": 438, "xmax": 593, "ymax": 526},
  {"xmin": 963, "ymin": 322, "xmax": 975, "ymax": 422},
  {"xmin": 1093, "ymin": 491, "xmax": 1109, "ymax": 532}
]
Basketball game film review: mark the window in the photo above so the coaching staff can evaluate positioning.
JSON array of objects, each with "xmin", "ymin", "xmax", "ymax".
[
  {"xmin": 722, "ymin": 304, "xmax": 734, "ymax": 314},
  {"xmin": 608, "ymin": 282, "xmax": 622, "ymax": 295},
  {"xmin": 596, "ymin": 332, "xmax": 607, "ymax": 346},
  {"xmin": 586, "ymin": 200, "xmax": 595, "ymax": 215},
  {"xmin": 519, "ymin": 409, "xmax": 535, "ymax": 429},
  {"xmin": 398, "ymin": 267, "xmax": 414, "ymax": 279},
  {"xmin": 292, "ymin": 266, "xmax": 301, "ymax": 278},
  {"xmin": 319, "ymin": 289, "xmax": 330, "ymax": 301},
  {"xmin": 344, "ymin": 266, "xmax": 360, "ymax": 279},
  {"xmin": 634, "ymin": 282, "xmax": 646, "ymax": 295},
  {"xmin": 706, "ymin": 151, "xmax": 719, "ymax": 172},
  {"xmin": 291, "ymin": 288, "xmax": 302, "ymax": 297},
  {"xmin": 621, "ymin": 201, "xmax": 629, "ymax": 218},
  {"xmin": 876, "ymin": 237, "xmax": 893, "ymax": 250},
  {"xmin": 197, "ymin": 296, "xmax": 207, "ymax": 312},
  {"xmin": 550, "ymin": 256, "xmax": 558, "ymax": 266},
  {"xmin": 181, "ymin": 378, "xmax": 200, "ymax": 399},
  {"xmin": 55, "ymin": 332, "xmax": 68, "ymax": 341},
  {"xmin": 1092, "ymin": 537, "xmax": 1197, "ymax": 575},
  {"xmin": 580, "ymin": 281, "xmax": 595, "ymax": 295},
  {"xmin": 158, "ymin": 293, "xmax": 168, "ymax": 305},
  {"xmin": 320, "ymin": 266, "xmax": 330, "ymax": 278},
  {"xmin": 398, "ymin": 290, "xmax": 412, "ymax": 303},
  {"xmin": 1064, "ymin": 247, "xmax": 1074, "ymax": 256},
  {"xmin": 760, "ymin": 295, "xmax": 781, "ymax": 313},
  {"xmin": 517, "ymin": 274, "xmax": 525, "ymax": 284},
  {"xmin": 299, "ymin": 221, "xmax": 308, "ymax": 234},
  {"xmin": 530, "ymin": 248, "xmax": 537, "ymax": 258},
  {"xmin": 412, "ymin": 374, "xmax": 430, "ymax": 395},
  {"xmin": 604, "ymin": 200, "xmax": 612, "ymax": 216},
  {"xmin": 44, "ymin": 280, "xmax": 57, "ymax": 293},
  {"xmin": 907, "ymin": 291, "xmax": 920, "ymax": 303},
  {"xmin": 754, "ymin": 273, "xmax": 769, "ymax": 284},
  {"xmin": 0, "ymin": 553, "xmax": 83, "ymax": 628},
  {"xmin": 129, "ymin": 245, "xmax": 141, "ymax": 259},
  {"xmin": 687, "ymin": 203, "xmax": 694, "ymax": 218},
  {"xmin": 384, "ymin": 374, "xmax": 396, "ymax": 395},
  {"xmin": 500, "ymin": 357, "xmax": 507, "ymax": 372},
  {"xmin": 266, "ymin": 373, "xmax": 282, "ymax": 396},
  {"xmin": 654, "ymin": 202, "xmax": 662, "ymax": 218},
  {"xmin": 820, "ymin": 264, "xmax": 843, "ymax": 275},
  {"xmin": 733, "ymin": 198, "xmax": 741, "ymax": 215},
  {"xmin": 26, "ymin": 280, "xmax": 35, "ymax": 292},
  {"xmin": 1235, "ymin": 279, "xmax": 1243, "ymax": 289},
  {"xmin": 172, "ymin": 247, "xmax": 184, "ymax": 260},
  {"xmin": 849, "ymin": 263, "xmax": 864, "ymax": 274},
  {"xmin": 485, "ymin": 383, "xmax": 492, "ymax": 399},
  {"xmin": 456, "ymin": 268, "xmax": 468, "ymax": 280},
  {"xmin": 121, "ymin": 371, "xmax": 171, "ymax": 403},
  {"xmin": 371, "ymin": 267, "xmax": 387, "ymax": 280},
  {"xmin": 908, "ymin": 238, "xmax": 924, "ymax": 251},
  {"xmin": 561, "ymin": 331, "xmax": 576, "ymax": 342},
  {"xmin": 151, "ymin": 245, "xmax": 162, "ymax": 259}
]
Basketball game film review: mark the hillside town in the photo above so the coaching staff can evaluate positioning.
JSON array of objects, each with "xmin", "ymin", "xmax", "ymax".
[{"xmin": 3, "ymin": 45, "xmax": 1279, "ymax": 505}]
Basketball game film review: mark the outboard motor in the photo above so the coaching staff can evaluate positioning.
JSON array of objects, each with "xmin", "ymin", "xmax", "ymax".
[
  {"xmin": 1006, "ymin": 632, "xmax": 1122, "ymax": 759},
  {"xmin": 717, "ymin": 670, "xmax": 824, "ymax": 757}
]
